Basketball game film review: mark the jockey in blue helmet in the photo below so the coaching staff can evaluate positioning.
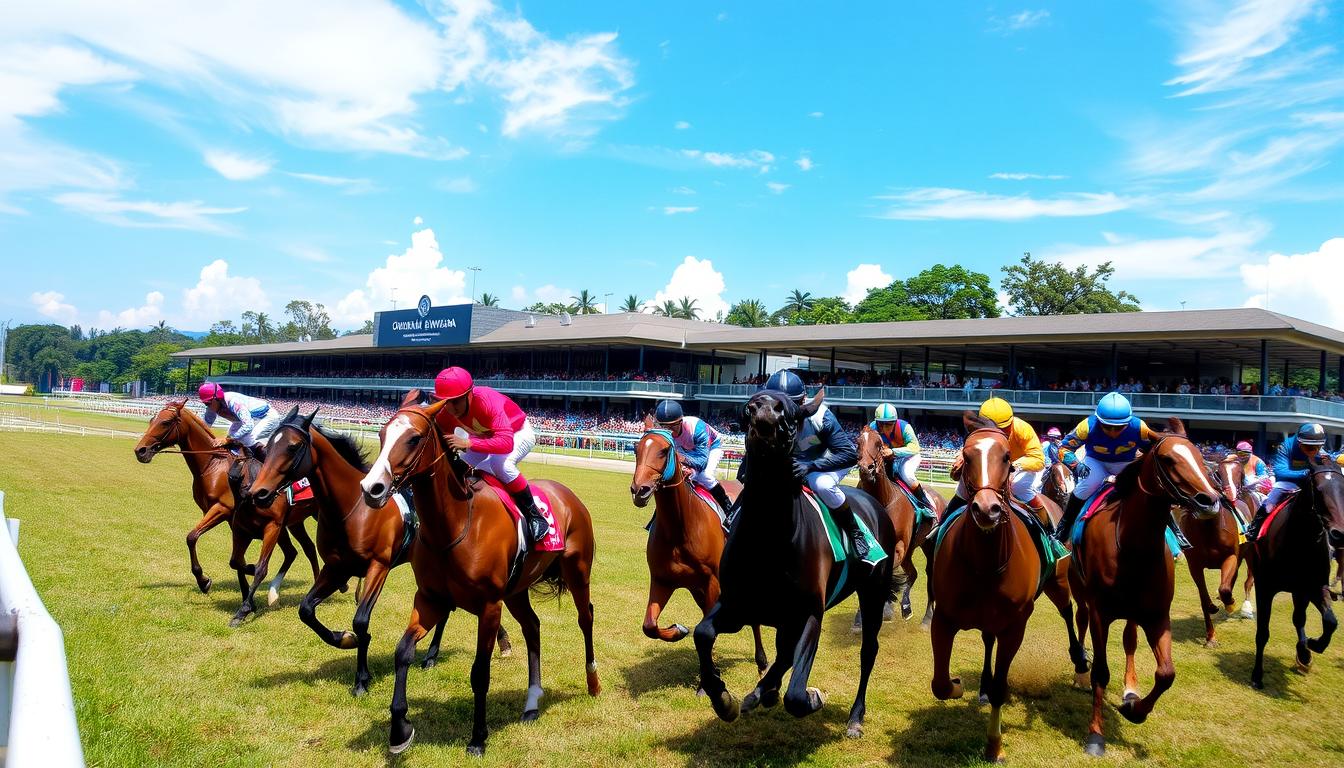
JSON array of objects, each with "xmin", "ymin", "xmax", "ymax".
[
  {"xmin": 870, "ymin": 402, "xmax": 935, "ymax": 511},
  {"xmin": 653, "ymin": 399, "xmax": 731, "ymax": 512},
  {"xmin": 1245, "ymin": 422, "xmax": 1329, "ymax": 542}
]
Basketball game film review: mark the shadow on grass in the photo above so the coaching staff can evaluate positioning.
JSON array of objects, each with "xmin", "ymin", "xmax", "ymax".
[
  {"xmin": 621, "ymin": 640, "xmax": 773, "ymax": 700},
  {"xmin": 657, "ymin": 688, "xmax": 852, "ymax": 768},
  {"xmin": 251, "ymin": 643, "xmax": 463, "ymax": 690},
  {"xmin": 1214, "ymin": 649, "xmax": 1310, "ymax": 701}
]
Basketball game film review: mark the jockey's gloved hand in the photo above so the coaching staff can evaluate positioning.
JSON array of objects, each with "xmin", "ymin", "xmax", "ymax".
[
  {"xmin": 791, "ymin": 458, "xmax": 812, "ymax": 482},
  {"xmin": 1075, "ymin": 462, "xmax": 1090, "ymax": 479}
]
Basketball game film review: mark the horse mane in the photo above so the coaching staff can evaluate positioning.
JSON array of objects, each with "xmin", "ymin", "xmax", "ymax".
[
  {"xmin": 1113, "ymin": 459, "xmax": 1143, "ymax": 497},
  {"xmin": 313, "ymin": 423, "xmax": 371, "ymax": 472},
  {"xmin": 963, "ymin": 410, "xmax": 999, "ymax": 434}
]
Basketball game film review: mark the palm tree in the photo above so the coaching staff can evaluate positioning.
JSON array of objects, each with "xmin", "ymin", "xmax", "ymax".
[
  {"xmin": 777, "ymin": 289, "xmax": 815, "ymax": 324},
  {"xmin": 653, "ymin": 299, "xmax": 679, "ymax": 317},
  {"xmin": 726, "ymin": 299, "xmax": 771, "ymax": 327},
  {"xmin": 570, "ymin": 289, "xmax": 601, "ymax": 315},
  {"xmin": 254, "ymin": 312, "xmax": 272, "ymax": 342},
  {"xmin": 620, "ymin": 294, "xmax": 642, "ymax": 313},
  {"xmin": 677, "ymin": 296, "xmax": 701, "ymax": 320},
  {"xmin": 479, "ymin": 292, "xmax": 499, "ymax": 307}
]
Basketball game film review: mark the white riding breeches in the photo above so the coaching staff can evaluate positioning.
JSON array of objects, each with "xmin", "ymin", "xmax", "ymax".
[
  {"xmin": 807, "ymin": 469, "xmax": 846, "ymax": 509},
  {"xmin": 1072, "ymin": 456, "xmax": 1132, "ymax": 501},
  {"xmin": 462, "ymin": 421, "xmax": 537, "ymax": 485},
  {"xmin": 689, "ymin": 447, "xmax": 724, "ymax": 490}
]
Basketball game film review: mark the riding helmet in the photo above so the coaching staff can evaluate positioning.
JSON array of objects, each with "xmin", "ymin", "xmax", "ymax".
[
  {"xmin": 874, "ymin": 403, "xmax": 898, "ymax": 422},
  {"xmin": 979, "ymin": 397, "xmax": 1014, "ymax": 429},
  {"xmin": 764, "ymin": 370, "xmax": 806, "ymax": 403},
  {"xmin": 1096, "ymin": 392, "xmax": 1133, "ymax": 426},
  {"xmin": 654, "ymin": 400, "xmax": 684, "ymax": 425},
  {"xmin": 198, "ymin": 381, "xmax": 224, "ymax": 402},
  {"xmin": 434, "ymin": 367, "xmax": 474, "ymax": 400},
  {"xmin": 1046, "ymin": 426, "xmax": 1062, "ymax": 439},
  {"xmin": 1296, "ymin": 423, "xmax": 1327, "ymax": 446},
  {"xmin": 1235, "ymin": 440, "xmax": 1253, "ymax": 452}
]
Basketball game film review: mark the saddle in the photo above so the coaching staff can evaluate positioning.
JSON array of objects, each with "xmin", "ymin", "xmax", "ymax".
[
  {"xmin": 798, "ymin": 487, "xmax": 887, "ymax": 609},
  {"xmin": 934, "ymin": 499, "xmax": 1058, "ymax": 597},
  {"xmin": 691, "ymin": 485, "xmax": 731, "ymax": 532},
  {"xmin": 892, "ymin": 476, "xmax": 937, "ymax": 526}
]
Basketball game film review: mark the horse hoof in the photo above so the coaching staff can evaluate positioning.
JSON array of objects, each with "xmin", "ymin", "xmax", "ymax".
[
  {"xmin": 1295, "ymin": 659, "xmax": 1311, "ymax": 674},
  {"xmin": 1307, "ymin": 637, "xmax": 1329, "ymax": 654},
  {"xmin": 1074, "ymin": 671, "xmax": 1091, "ymax": 689},
  {"xmin": 882, "ymin": 602, "xmax": 895, "ymax": 622},
  {"xmin": 389, "ymin": 728, "xmax": 416, "ymax": 755},
  {"xmin": 228, "ymin": 615, "xmax": 247, "ymax": 628},
  {"xmin": 672, "ymin": 624, "xmax": 691, "ymax": 641},
  {"xmin": 1204, "ymin": 603, "xmax": 1220, "ymax": 616},
  {"xmin": 741, "ymin": 689, "xmax": 760, "ymax": 713},
  {"xmin": 421, "ymin": 657, "xmax": 438, "ymax": 670},
  {"xmin": 851, "ymin": 612, "xmax": 863, "ymax": 634},
  {"xmin": 1204, "ymin": 639, "xmax": 1219, "ymax": 649},
  {"xmin": 337, "ymin": 631, "xmax": 359, "ymax": 650},
  {"xmin": 901, "ymin": 603, "xmax": 914, "ymax": 621},
  {"xmin": 198, "ymin": 578, "xmax": 212, "ymax": 594},
  {"xmin": 711, "ymin": 690, "xmax": 740, "ymax": 722},
  {"xmin": 978, "ymin": 692, "xmax": 990, "ymax": 705},
  {"xmin": 846, "ymin": 721, "xmax": 864, "ymax": 739},
  {"xmin": 950, "ymin": 678, "xmax": 964, "ymax": 699},
  {"xmin": 267, "ymin": 587, "xmax": 280, "ymax": 606},
  {"xmin": 1250, "ymin": 677, "xmax": 1264, "ymax": 691},
  {"xmin": 352, "ymin": 682, "xmax": 369, "ymax": 698},
  {"xmin": 520, "ymin": 709, "xmax": 540, "ymax": 723},
  {"xmin": 807, "ymin": 687, "xmax": 825, "ymax": 710},
  {"xmin": 1118, "ymin": 699, "xmax": 1146, "ymax": 725},
  {"xmin": 1240, "ymin": 601, "xmax": 1255, "ymax": 619},
  {"xmin": 465, "ymin": 743, "xmax": 485, "ymax": 758},
  {"xmin": 498, "ymin": 645, "xmax": 512, "ymax": 658},
  {"xmin": 1084, "ymin": 733, "xmax": 1105, "ymax": 757}
]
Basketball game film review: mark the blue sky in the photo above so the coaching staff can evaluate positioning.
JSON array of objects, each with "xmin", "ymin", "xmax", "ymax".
[{"xmin": 3, "ymin": 1, "xmax": 1344, "ymax": 332}]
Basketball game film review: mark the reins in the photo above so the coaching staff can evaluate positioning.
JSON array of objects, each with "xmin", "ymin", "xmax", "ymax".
[{"xmin": 389, "ymin": 407, "xmax": 473, "ymax": 553}]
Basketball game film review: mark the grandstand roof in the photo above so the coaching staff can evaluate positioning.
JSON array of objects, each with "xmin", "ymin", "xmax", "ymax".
[{"xmin": 175, "ymin": 307, "xmax": 1344, "ymax": 366}]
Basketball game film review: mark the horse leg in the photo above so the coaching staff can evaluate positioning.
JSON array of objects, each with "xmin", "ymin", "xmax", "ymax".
[
  {"xmin": 1121, "ymin": 620, "xmax": 1140, "ymax": 702},
  {"xmin": 504, "ymin": 591, "xmax": 545, "ymax": 722},
  {"xmin": 897, "ymin": 546, "xmax": 917, "ymax": 620},
  {"xmin": 1045, "ymin": 575, "xmax": 1088, "ymax": 685},
  {"xmin": 1307, "ymin": 586, "xmax": 1338, "ymax": 654},
  {"xmin": 560, "ymin": 552, "xmax": 601, "ymax": 697},
  {"xmin": 1216, "ymin": 552, "xmax": 1239, "ymax": 616},
  {"xmin": 1251, "ymin": 583, "xmax": 1273, "ymax": 690},
  {"xmin": 644, "ymin": 579, "xmax": 689, "ymax": 642},
  {"xmin": 930, "ymin": 610, "xmax": 964, "ymax": 700},
  {"xmin": 350, "ymin": 562, "xmax": 391, "ymax": 697},
  {"xmin": 920, "ymin": 539, "xmax": 936, "ymax": 629},
  {"xmin": 187, "ymin": 502, "xmax": 230, "ymax": 594},
  {"xmin": 230, "ymin": 522, "xmax": 282, "ymax": 627},
  {"xmin": 226, "ymin": 529, "xmax": 252, "ymax": 618},
  {"xmin": 1241, "ymin": 554, "xmax": 1256, "ymax": 617},
  {"xmin": 1084, "ymin": 611, "xmax": 1113, "ymax": 756},
  {"xmin": 1188, "ymin": 558, "xmax": 1218, "ymax": 647},
  {"xmin": 1291, "ymin": 591, "xmax": 1312, "ymax": 672},
  {"xmin": 497, "ymin": 625, "xmax": 513, "ymax": 658},
  {"xmin": 298, "ymin": 566, "xmax": 353, "ymax": 648},
  {"xmin": 421, "ymin": 620, "xmax": 447, "ymax": 669},
  {"xmin": 782, "ymin": 613, "xmax": 825, "ymax": 718},
  {"xmin": 288, "ymin": 517, "xmax": 320, "ymax": 585},
  {"xmin": 694, "ymin": 602, "xmax": 745, "ymax": 722},
  {"xmin": 266, "ymin": 527, "xmax": 297, "ymax": 607},
  {"xmin": 986, "ymin": 624, "xmax": 1025, "ymax": 764},
  {"xmin": 978, "ymin": 630, "xmax": 995, "ymax": 705},
  {"xmin": 743, "ymin": 623, "xmax": 799, "ymax": 714},
  {"xmin": 465, "ymin": 602, "xmax": 503, "ymax": 757},
  {"xmin": 1119, "ymin": 618, "xmax": 1175, "ymax": 724},
  {"xmin": 388, "ymin": 591, "xmax": 448, "ymax": 755},
  {"xmin": 846, "ymin": 579, "xmax": 886, "ymax": 739}
]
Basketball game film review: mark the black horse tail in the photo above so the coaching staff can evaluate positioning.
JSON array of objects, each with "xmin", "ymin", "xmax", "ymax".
[{"xmin": 530, "ymin": 558, "xmax": 570, "ymax": 601}]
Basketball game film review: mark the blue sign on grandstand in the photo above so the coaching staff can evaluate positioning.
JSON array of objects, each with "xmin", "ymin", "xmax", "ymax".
[{"xmin": 373, "ymin": 301, "xmax": 472, "ymax": 347}]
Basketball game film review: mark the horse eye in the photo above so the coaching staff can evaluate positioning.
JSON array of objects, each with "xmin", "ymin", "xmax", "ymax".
[
  {"xmin": 286, "ymin": 443, "xmax": 298, "ymax": 454},
  {"xmin": 660, "ymin": 448, "xmax": 669, "ymax": 457},
  {"xmin": 408, "ymin": 435, "xmax": 422, "ymax": 446}
]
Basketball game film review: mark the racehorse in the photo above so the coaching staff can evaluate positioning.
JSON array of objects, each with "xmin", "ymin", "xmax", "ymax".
[
  {"xmin": 133, "ymin": 399, "xmax": 319, "ymax": 624},
  {"xmin": 1042, "ymin": 460, "xmax": 1074, "ymax": 514},
  {"xmin": 1178, "ymin": 454, "xmax": 1256, "ymax": 646},
  {"xmin": 1070, "ymin": 417, "xmax": 1221, "ymax": 757},
  {"xmin": 361, "ymin": 393, "xmax": 599, "ymax": 757},
  {"xmin": 629, "ymin": 419, "xmax": 768, "ymax": 675},
  {"xmin": 854, "ymin": 425, "xmax": 945, "ymax": 624},
  {"xmin": 693, "ymin": 388, "xmax": 895, "ymax": 740},
  {"xmin": 929, "ymin": 412, "xmax": 1089, "ymax": 763},
  {"xmin": 247, "ymin": 405, "xmax": 461, "ymax": 696},
  {"xmin": 1247, "ymin": 460, "xmax": 1344, "ymax": 690}
]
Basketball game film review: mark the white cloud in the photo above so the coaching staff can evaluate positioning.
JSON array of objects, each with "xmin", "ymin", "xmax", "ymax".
[
  {"xmin": 765, "ymin": 182, "xmax": 790, "ymax": 194},
  {"xmin": 875, "ymin": 188, "xmax": 1132, "ymax": 221},
  {"xmin": 285, "ymin": 171, "xmax": 376, "ymax": 194},
  {"xmin": 795, "ymin": 154, "xmax": 814, "ymax": 172},
  {"xmin": 663, "ymin": 206, "xmax": 698, "ymax": 215},
  {"xmin": 682, "ymin": 148, "xmax": 775, "ymax": 172},
  {"xmin": 989, "ymin": 172, "xmax": 1067, "ymax": 180},
  {"xmin": 674, "ymin": 120, "xmax": 691, "ymax": 130},
  {"xmin": 203, "ymin": 150, "xmax": 272, "ymax": 181},
  {"xmin": 332, "ymin": 228, "xmax": 469, "ymax": 326},
  {"xmin": 52, "ymin": 192, "xmax": 246, "ymax": 232},
  {"xmin": 436, "ymin": 176, "xmax": 477, "ymax": 194},
  {"xmin": 1241, "ymin": 237, "xmax": 1344, "ymax": 326},
  {"xmin": 181, "ymin": 260, "xmax": 268, "ymax": 326},
  {"xmin": 511, "ymin": 285, "xmax": 528, "ymax": 303},
  {"xmin": 285, "ymin": 245, "xmax": 332, "ymax": 263},
  {"xmin": 1165, "ymin": 0, "xmax": 1320, "ymax": 97},
  {"xmin": 670, "ymin": 185, "xmax": 696, "ymax": 195},
  {"xmin": 96, "ymin": 291, "xmax": 164, "ymax": 329},
  {"xmin": 1043, "ymin": 222, "xmax": 1268, "ymax": 281},
  {"xmin": 843, "ymin": 264, "xmax": 893, "ymax": 305},
  {"xmin": 533, "ymin": 284, "xmax": 575, "ymax": 305},
  {"xmin": 30, "ymin": 291, "xmax": 79, "ymax": 324},
  {"xmin": 646, "ymin": 256, "xmax": 728, "ymax": 320},
  {"xmin": 989, "ymin": 9, "xmax": 1050, "ymax": 35},
  {"xmin": 413, "ymin": 216, "xmax": 424, "ymax": 225},
  {"xmin": 808, "ymin": 111, "xmax": 824, "ymax": 118}
]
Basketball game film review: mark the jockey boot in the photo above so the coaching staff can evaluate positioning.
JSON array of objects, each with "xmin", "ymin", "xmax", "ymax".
[
  {"xmin": 1245, "ymin": 502, "xmax": 1271, "ymax": 543},
  {"xmin": 1056, "ymin": 495, "xmax": 1086, "ymax": 544},
  {"xmin": 709, "ymin": 483, "xmax": 732, "ymax": 514},
  {"xmin": 1167, "ymin": 512, "xmax": 1194, "ymax": 552},
  {"xmin": 1025, "ymin": 495, "xmax": 1057, "ymax": 535},
  {"xmin": 829, "ymin": 496, "xmax": 870, "ymax": 560},
  {"xmin": 509, "ymin": 485, "xmax": 550, "ymax": 549},
  {"xmin": 910, "ymin": 482, "xmax": 935, "ymax": 512}
]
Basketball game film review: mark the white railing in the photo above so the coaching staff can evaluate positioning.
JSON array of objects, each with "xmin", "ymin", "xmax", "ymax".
[{"xmin": 0, "ymin": 491, "xmax": 85, "ymax": 766}]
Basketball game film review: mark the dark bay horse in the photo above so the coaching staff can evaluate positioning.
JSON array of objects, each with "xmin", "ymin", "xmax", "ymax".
[
  {"xmin": 133, "ymin": 400, "xmax": 318, "ymax": 623},
  {"xmin": 1179, "ymin": 454, "xmax": 1255, "ymax": 646},
  {"xmin": 629, "ymin": 421, "xmax": 768, "ymax": 674},
  {"xmin": 854, "ymin": 425, "xmax": 945, "ymax": 624},
  {"xmin": 1071, "ymin": 418, "xmax": 1221, "ymax": 757},
  {"xmin": 247, "ymin": 405, "xmax": 459, "ymax": 696},
  {"xmin": 929, "ymin": 413, "xmax": 1088, "ymax": 763},
  {"xmin": 361, "ymin": 396, "xmax": 599, "ymax": 757},
  {"xmin": 694, "ymin": 389, "xmax": 895, "ymax": 740},
  {"xmin": 1247, "ymin": 461, "xmax": 1344, "ymax": 690}
]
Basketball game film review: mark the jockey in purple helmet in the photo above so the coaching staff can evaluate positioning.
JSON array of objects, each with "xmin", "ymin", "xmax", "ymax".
[{"xmin": 197, "ymin": 381, "xmax": 283, "ymax": 461}]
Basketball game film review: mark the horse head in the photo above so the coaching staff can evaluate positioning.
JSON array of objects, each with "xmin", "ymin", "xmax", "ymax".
[
  {"xmin": 1308, "ymin": 461, "xmax": 1344, "ymax": 550},
  {"xmin": 362, "ymin": 392, "xmax": 454, "ymax": 509},
  {"xmin": 1217, "ymin": 453, "xmax": 1245, "ymax": 507},
  {"xmin": 743, "ymin": 387, "xmax": 815, "ymax": 459},
  {"xmin": 133, "ymin": 399, "xmax": 190, "ymax": 463},
  {"xmin": 856, "ymin": 425, "xmax": 886, "ymax": 485},
  {"xmin": 250, "ymin": 405, "xmax": 314, "ymax": 508},
  {"xmin": 960, "ymin": 411, "xmax": 1012, "ymax": 532},
  {"xmin": 1136, "ymin": 418, "xmax": 1220, "ymax": 518},
  {"xmin": 631, "ymin": 427, "xmax": 679, "ymax": 508}
]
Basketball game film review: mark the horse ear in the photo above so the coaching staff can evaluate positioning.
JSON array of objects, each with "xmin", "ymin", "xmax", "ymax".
[
  {"xmin": 423, "ymin": 397, "xmax": 448, "ymax": 418},
  {"xmin": 302, "ymin": 408, "xmax": 319, "ymax": 429},
  {"xmin": 1166, "ymin": 417, "xmax": 1186, "ymax": 437},
  {"xmin": 401, "ymin": 389, "xmax": 423, "ymax": 408},
  {"xmin": 643, "ymin": 413, "xmax": 657, "ymax": 430},
  {"xmin": 171, "ymin": 398, "xmax": 187, "ymax": 409},
  {"xmin": 800, "ymin": 387, "xmax": 824, "ymax": 418},
  {"xmin": 284, "ymin": 404, "xmax": 300, "ymax": 423},
  {"xmin": 962, "ymin": 410, "xmax": 980, "ymax": 434}
]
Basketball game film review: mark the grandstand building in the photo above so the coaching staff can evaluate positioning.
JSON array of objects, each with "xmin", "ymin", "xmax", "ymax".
[{"xmin": 175, "ymin": 304, "xmax": 1344, "ymax": 453}]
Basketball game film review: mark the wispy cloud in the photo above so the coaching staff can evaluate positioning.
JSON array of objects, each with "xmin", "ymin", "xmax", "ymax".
[
  {"xmin": 285, "ymin": 245, "xmax": 333, "ymax": 263},
  {"xmin": 989, "ymin": 9, "xmax": 1050, "ymax": 35},
  {"xmin": 674, "ymin": 120, "xmax": 691, "ymax": 130},
  {"xmin": 52, "ymin": 192, "xmax": 246, "ymax": 233},
  {"xmin": 663, "ymin": 206, "xmax": 698, "ymax": 215},
  {"xmin": 436, "ymin": 176, "xmax": 477, "ymax": 194},
  {"xmin": 874, "ymin": 188, "xmax": 1132, "ymax": 221},
  {"xmin": 1043, "ymin": 221, "xmax": 1269, "ymax": 281},
  {"xmin": 989, "ymin": 172, "xmax": 1067, "ymax": 180},
  {"xmin": 1165, "ymin": 0, "xmax": 1321, "ymax": 97},
  {"xmin": 682, "ymin": 149, "xmax": 774, "ymax": 172},
  {"xmin": 795, "ymin": 154, "xmax": 814, "ymax": 172},
  {"xmin": 670, "ymin": 185, "xmax": 696, "ymax": 195},
  {"xmin": 204, "ymin": 150, "xmax": 272, "ymax": 181},
  {"xmin": 765, "ymin": 182, "xmax": 790, "ymax": 194},
  {"xmin": 808, "ymin": 111, "xmax": 824, "ymax": 119},
  {"xmin": 286, "ymin": 171, "xmax": 377, "ymax": 194}
]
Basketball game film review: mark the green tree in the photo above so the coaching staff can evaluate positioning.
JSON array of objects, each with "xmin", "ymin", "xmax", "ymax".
[
  {"xmin": 620, "ymin": 295, "xmax": 643, "ymax": 313},
  {"xmin": 344, "ymin": 319, "xmax": 376, "ymax": 336},
  {"xmin": 794, "ymin": 296, "xmax": 854, "ymax": 325},
  {"xmin": 725, "ymin": 299, "xmax": 773, "ymax": 327},
  {"xmin": 1000, "ymin": 253, "xmax": 1141, "ymax": 316},
  {"xmin": 852, "ymin": 282, "xmax": 927, "ymax": 323},
  {"xmin": 523, "ymin": 302, "xmax": 570, "ymax": 315},
  {"xmin": 131, "ymin": 342, "xmax": 184, "ymax": 393},
  {"xmin": 281, "ymin": 300, "xmax": 337, "ymax": 341},
  {"xmin": 479, "ymin": 293, "xmax": 499, "ymax": 307},
  {"xmin": 652, "ymin": 300, "xmax": 679, "ymax": 317},
  {"xmin": 774, "ymin": 289, "xmax": 816, "ymax": 324},
  {"xmin": 570, "ymin": 289, "xmax": 601, "ymax": 315},
  {"xmin": 903, "ymin": 264, "xmax": 1000, "ymax": 319},
  {"xmin": 676, "ymin": 296, "xmax": 700, "ymax": 320},
  {"xmin": 6, "ymin": 325, "xmax": 77, "ymax": 388}
]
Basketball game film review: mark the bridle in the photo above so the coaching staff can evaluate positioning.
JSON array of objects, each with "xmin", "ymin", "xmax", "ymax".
[
  {"xmin": 149, "ymin": 404, "xmax": 234, "ymax": 458},
  {"xmin": 639, "ymin": 429, "xmax": 686, "ymax": 493},
  {"xmin": 384, "ymin": 406, "xmax": 473, "ymax": 552},
  {"xmin": 1134, "ymin": 435, "xmax": 1218, "ymax": 517},
  {"xmin": 962, "ymin": 428, "xmax": 1013, "ymax": 529}
]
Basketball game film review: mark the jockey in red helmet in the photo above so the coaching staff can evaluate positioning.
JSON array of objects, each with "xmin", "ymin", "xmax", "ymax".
[{"xmin": 431, "ymin": 367, "xmax": 548, "ymax": 549}]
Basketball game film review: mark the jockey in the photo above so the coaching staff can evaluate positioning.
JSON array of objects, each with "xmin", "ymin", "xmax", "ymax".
[
  {"xmin": 759, "ymin": 370, "xmax": 865, "ymax": 558},
  {"xmin": 950, "ymin": 397, "xmax": 1050, "ymax": 522},
  {"xmin": 1235, "ymin": 440, "xmax": 1271, "ymax": 505},
  {"xmin": 431, "ymin": 367, "xmax": 548, "ymax": 549},
  {"xmin": 198, "ymin": 381, "xmax": 282, "ymax": 461},
  {"xmin": 869, "ymin": 403, "xmax": 935, "ymax": 511},
  {"xmin": 1054, "ymin": 392, "xmax": 1190, "ymax": 550},
  {"xmin": 1245, "ymin": 423, "xmax": 1328, "ymax": 543},
  {"xmin": 1042, "ymin": 427, "xmax": 1079, "ymax": 474},
  {"xmin": 653, "ymin": 399, "xmax": 732, "ymax": 512}
]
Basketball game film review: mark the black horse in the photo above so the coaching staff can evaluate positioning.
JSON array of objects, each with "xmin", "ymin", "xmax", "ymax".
[
  {"xmin": 693, "ymin": 388, "xmax": 896, "ymax": 739},
  {"xmin": 1249, "ymin": 461, "xmax": 1344, "ymax": 690}
]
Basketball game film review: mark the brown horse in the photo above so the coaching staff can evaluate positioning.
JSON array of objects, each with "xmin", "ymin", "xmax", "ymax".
[
  {"xmin": 1042, "ymin": 460, "xmax": 1074, "ymax": 513},
  {"xmin": 361, "ymin": 395, "xmax": 599, "ymax": 757},
  {"xmin": 1178, "ymin": 454, "xmax": 1255, "ymax": 646},
  {"xmin": 629, "ymin": 420, "xmax": 768, "ymax": 674},
  {"xmin": 246, "ymin": 405, "xmax": 462, "ymax": 696},
  {"xmin": 1071, "ymin": 418, "xmax": 1221, "ymax": 757},
  {"xmin": 133, "ymin": 400, "xmax": 319, "ymax": 624},
  {"xmin": 854, "ymin": 425, "xmax": 945, "ymax": 625},
  {"xmin": 930, "ymin": 413, "xmax": 1088, "ymax": 763}
]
